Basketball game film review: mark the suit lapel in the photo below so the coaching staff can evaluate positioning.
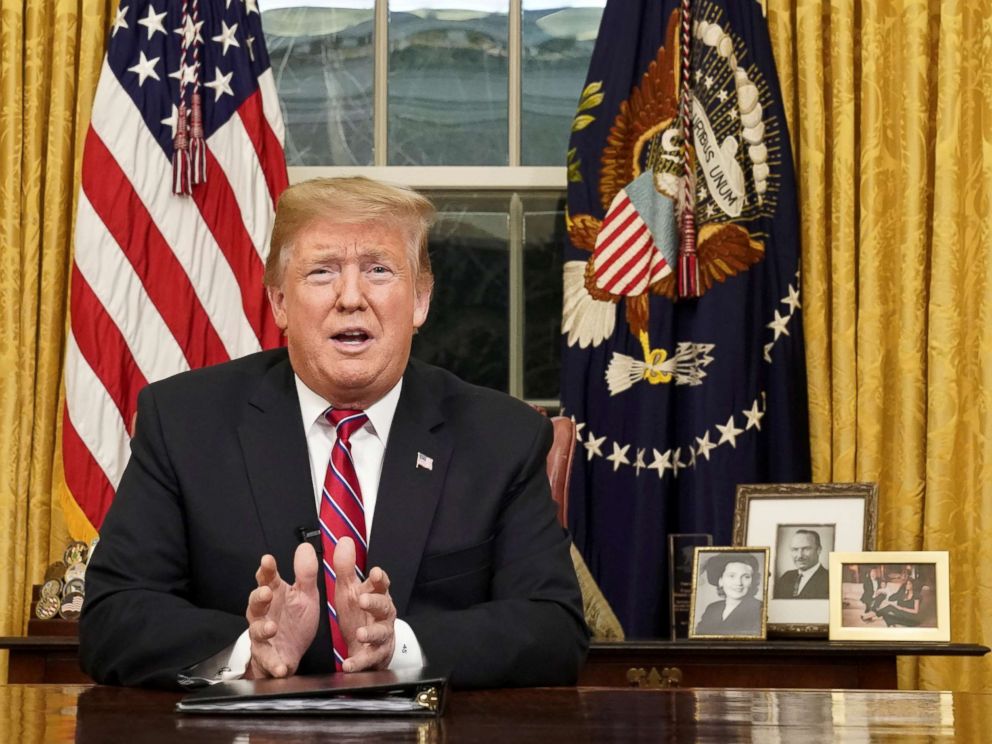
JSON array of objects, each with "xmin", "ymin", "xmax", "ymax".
[
  {"xmin": 368, "ymin": 361, "xmax": 452, "ymax": 616},
  {"xmin": 237, "ymin": 357, "xmax": 316, "ymax": 569}
]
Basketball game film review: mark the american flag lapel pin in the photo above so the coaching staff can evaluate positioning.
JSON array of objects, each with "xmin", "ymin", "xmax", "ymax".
[{"xmin": 416, "ymin": 452, "xmax": 433, "ymax": 471}]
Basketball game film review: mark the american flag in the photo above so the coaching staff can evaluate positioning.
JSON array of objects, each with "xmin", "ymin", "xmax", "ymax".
[{"xmin": 63, "ymin": 0, "xmax": 287, "ymax": 532}]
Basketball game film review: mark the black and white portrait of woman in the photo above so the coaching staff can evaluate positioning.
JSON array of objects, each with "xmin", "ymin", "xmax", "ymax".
[{"xmin": 690, "ymin": 549, "xmax": 769, "ymax": 639}]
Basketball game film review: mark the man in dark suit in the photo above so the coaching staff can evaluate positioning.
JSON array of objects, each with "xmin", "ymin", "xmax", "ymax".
[
  {"xmin": 772, "ymin": 529, "xmax": 829, "ymax": 599},
  {"xmin": 860, "ymin": 567, "xmax": 886, "ymax": 613},
  {"xmin": 80, "ymin": 177, "xmax": 588, "ymax": 689}
]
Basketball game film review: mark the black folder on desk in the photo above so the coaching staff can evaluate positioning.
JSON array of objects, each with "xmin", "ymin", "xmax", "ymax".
[{"xmin": 176, "ymin": 668, "xmax": 447, "ymax": 716}]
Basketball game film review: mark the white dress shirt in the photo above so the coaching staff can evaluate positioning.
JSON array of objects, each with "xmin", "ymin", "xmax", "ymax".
[
  {"xmin": 794, "ymin": 564, "xmax": 822, "ymax": 595},
  {"xmin": 191, "ymin": 375, "xmax": 424, "ymax": 682}
]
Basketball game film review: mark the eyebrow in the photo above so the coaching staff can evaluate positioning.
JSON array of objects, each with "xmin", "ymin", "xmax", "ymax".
[{"xmin": 303, "ymin": 246, "xmax": 397, "ymax": 265}]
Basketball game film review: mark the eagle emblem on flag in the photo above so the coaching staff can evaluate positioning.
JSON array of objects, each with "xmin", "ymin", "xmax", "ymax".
[{"xmin": 563, "ymin": 10, "xmax": 782, "ymax": 396}]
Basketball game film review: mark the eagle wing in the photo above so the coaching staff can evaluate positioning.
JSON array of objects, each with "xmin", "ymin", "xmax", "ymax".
[
  {"xmin": 599, "ymin": 12, "xmax": 681, "ymax": 211},
  {"xmin": 695, "ymin": 222, "xmax": 765, "ymax": 293}
]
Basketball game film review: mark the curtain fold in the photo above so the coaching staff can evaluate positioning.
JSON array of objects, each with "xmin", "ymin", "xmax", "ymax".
[
  {"xmin": 769, "ymin": 0, "xmax": 992, "ymax": 691},
  {"xmin": 0, "ymin": 0, "xmax": 110, "ymax": 682}
]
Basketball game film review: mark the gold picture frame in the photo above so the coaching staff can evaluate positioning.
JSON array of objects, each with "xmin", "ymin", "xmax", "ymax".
[
  {"xmin": 828, "ymin": 551, "xmax": 950, "ymax": 641},
  {"xmin": 732, "ymin": 482, "xmax": 878, "ymax": 636},
  {"xmin": 688, "ymin": 546, "xmax": 769, "ymax": 640}
]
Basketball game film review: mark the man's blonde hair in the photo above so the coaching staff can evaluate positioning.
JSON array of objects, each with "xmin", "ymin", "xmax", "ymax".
[{"xmin": 264, "ymin": 176, "xmax": 435, "ymax": 290}]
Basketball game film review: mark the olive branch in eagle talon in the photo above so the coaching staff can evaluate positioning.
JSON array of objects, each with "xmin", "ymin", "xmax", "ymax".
[
  {"xmin": 568, "ymin": 81, "xmax": 605, "ymax": 183},
  {"xmin": 563, "ymin": 11, "xmax": 764, "ymax": 395}
]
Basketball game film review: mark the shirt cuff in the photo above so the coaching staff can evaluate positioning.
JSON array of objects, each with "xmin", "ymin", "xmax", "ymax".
[
  {"xmin": 183, "ymin": 620, "xmax": 421, "ymax": 684},
  {"xmin": 388, "ymin": 619, "xmax": 425, "ymax": 670},
  {"xmin": 183, "ymin": 630, "xmax": 251, "ymax": 685}
]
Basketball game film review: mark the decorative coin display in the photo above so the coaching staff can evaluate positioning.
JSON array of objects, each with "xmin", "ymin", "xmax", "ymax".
[
  {"xmin": 64, "ymin": 541, "xmax": 89, "ymax": 566},
  {"xmin": 65, "ymin": 562, "xmax": 87, "ymax": 583},
  {"xmin": 35, "ymin": 595, "xmax": 60, "ymax": 620},
  {"xmin": 59, "ymin": 592, "xmax": 85, "ymax": 620},
  {"xmin": 35, "ymin": 542, "xmax": 91, "ymax": 622},
  {"xmin": 41, "ymin": 579, "xmax": 63, "ymax": 599},
  {"xmin": 44, "ymin": 561, "xmax": 66, "ymax": 582}
]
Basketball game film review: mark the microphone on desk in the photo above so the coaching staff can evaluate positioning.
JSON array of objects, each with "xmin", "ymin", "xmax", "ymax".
[{"xmin": 296, "ymin": 526, "xmax": 323, "ymax": 558}]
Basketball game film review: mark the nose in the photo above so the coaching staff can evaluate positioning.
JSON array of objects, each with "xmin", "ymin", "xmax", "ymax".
[{"xmin": 334, "ymin": 266, "xmax": 366, "ymax": 311}]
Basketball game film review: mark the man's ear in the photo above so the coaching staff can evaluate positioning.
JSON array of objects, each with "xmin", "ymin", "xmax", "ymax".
[
  {"xmin": 268, "ymin": 285, "xmax": 289, "ymax": 331},
  {"xmin": 412, "ymin": 285, "xmax": 431, "ymax": 329}
]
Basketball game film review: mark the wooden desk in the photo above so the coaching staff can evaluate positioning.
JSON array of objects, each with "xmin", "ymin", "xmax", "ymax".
[
  {"xmin": 1, "ymin": 684, "xmax": 989, "ymax": 742},
  {"xmin": 2, "ymin": 636, "xmax": 988, "ymax": 689},
  {"xmin": 581, "ymin": 640, "xmax": 991, "ymax": 689}
]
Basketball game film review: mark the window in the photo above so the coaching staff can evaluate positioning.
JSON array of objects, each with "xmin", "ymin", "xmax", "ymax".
[{"xmin": 260, "ymin": 0, "xmax": 604, "ymax": 402}]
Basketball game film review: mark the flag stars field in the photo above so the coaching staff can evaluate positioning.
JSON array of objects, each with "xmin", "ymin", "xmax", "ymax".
[
  {"xmin": 128, "ymin": 51, "xmax": 160, "ymax": 86},
  {"xmin": 213, "ymin": 21, "xmax": 240, "ymax": 55},
  {"xmin": 606, "ymin": 442, "xmax": 631, "ymax": 471},
  {"xmin": 716, "ymin": 415, "xmax": 744, "ymax": 447},
  {"xmin": 634, "ymin": 448, "xmax": 646, "ymax": 476},
  {"xmin": 743, "ymin": 400, "xmax": 764, "ymax": 431},
  {"xmin": 584, "ymin": 432, "xmax": 606, "ymax": 461},
  {"xmin": 783, "ymin": 284, "xmax": 801, "ymax": 312},
  {"xmin": 574, "ymin": 394, "xmax": 769, "ymax": 481},
  {"xmin": 112, "ymin": 5, "xmax": 129, "ymax": 36},
  {"xmin": 137, "ymin": 5, "xmax": 167, "ymax": 39},
  {"xmin": 205, "ymin": 68, "xmax": 235, "ymax": 100},
  {"xmin": 767, "ymin": 309, "xmax": 791, "ymax": 340}
]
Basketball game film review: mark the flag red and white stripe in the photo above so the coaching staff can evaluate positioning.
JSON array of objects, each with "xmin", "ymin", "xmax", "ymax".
[
  {"xmin": 592, "ymin": 189, "xmax": 672, "ymax": 296},
  {"xmin": 63, "ymin": 0, "xmax": 287, "ymax": 531}
]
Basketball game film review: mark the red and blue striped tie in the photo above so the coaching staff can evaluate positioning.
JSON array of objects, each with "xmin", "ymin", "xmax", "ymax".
[{"xmin": 319, "ymin": 408, "xmax": 369, "ymax": 671}]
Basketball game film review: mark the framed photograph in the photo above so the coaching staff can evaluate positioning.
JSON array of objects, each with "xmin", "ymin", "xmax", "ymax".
[
  {"xmin": 732, "ymin": 482, "xmax": 878, "ymax": 636},
  {"xmin": 688, "ymin": 547, "xmax": 769, "ymax": 640},
  {"xmin": 828, "ymin": 551, "xmax": 950, "ymax": 641}
]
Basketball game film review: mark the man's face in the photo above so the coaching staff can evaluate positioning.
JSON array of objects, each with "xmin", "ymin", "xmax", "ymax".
[
  {"xmin": 268, "ymin": 218, "xmax": 431, "ymax": 408},
  {"xmin": 790, "ymin": 533, "xmax": 821, "ymax": 571}
]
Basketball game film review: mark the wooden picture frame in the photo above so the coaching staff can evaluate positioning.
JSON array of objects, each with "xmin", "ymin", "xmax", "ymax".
[
  {"xmin": 828, "ymin": 551, "xmax": 950, "ymax": 641},
  {"xmin": 732, "ymin": 482, "xmax": 878, "ymax": 636},
  {"xmin": 688, "ymin": 547, "xmax": 769, "ymax": 640}
]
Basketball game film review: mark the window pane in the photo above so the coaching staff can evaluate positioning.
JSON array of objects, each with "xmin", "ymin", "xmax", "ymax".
[
  {"xmin": 413, "ymin": 194, "xmax": 510, "ymax": 391},
  {"xmin": 522, "ymin": 193, "xmax": 565, "ymax": 399},
  {"xmin": 521, "ymin": 1, "xmax": 604, "ymax": 165},
  {"xmin": 260, "ymin": 2, "xmax": 375, "ymax": 166},
  {"xmin": 388, "ymin": 2, "xmax": 509, "ymax": 165}
]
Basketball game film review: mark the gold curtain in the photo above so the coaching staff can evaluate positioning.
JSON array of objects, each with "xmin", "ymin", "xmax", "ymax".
[
  {"xmin": 0, "ymin": 0, "xmax": 111, "ymax": 682},
  {"xmin": 768, "ymin": 0, "xmax": 992, "ymax": 691}
]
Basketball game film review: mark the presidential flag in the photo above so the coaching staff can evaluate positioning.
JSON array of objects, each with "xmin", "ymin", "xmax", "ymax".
[
  {"xmin": 62, "ymin": 0, "xmax": 287, "ymax": 535},
  {"xmin": 561, "ymin": 0, "xmax": 810, "ymax": 637}
]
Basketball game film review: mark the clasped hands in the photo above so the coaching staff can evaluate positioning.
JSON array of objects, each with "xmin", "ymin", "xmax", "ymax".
[{"xmin": 245, "ymin": 537, "xmax": 396, "ymax": 678}]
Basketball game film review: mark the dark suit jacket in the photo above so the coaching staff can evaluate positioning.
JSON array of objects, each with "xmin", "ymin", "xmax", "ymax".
[
  {"xmin": 80, "ymin": 349, "xmax": 588, "ymax": 689},
  {"xmin": 694, "ymin": 596, "xmax": 763, "ymax": 636},
  {"xmin": 861, "ymin": 576, "xmax": 884, "ymax": 608},
  {"xmin": 772, "ymin": 564, "xmax": 829, "ymax": 599}
]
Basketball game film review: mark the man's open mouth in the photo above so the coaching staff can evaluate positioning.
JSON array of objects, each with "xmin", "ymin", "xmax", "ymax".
[{"xmin": 333, "ymin": 330, "xmax": 371, "ymax": 345}]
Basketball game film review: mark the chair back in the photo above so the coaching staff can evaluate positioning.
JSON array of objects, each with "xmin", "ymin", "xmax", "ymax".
[{"xmin": 546, "ymin": 416, "xmax": 576, "ymax": 527}]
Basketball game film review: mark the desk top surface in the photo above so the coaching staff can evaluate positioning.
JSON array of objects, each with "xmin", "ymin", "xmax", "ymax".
[
  {"xmin": 2, "ymin": 684, "xmax": 990, "ymax": 743},
  {"xmin": 2, "ymin": 635, "xmax": 988, "ymax": 657}
]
